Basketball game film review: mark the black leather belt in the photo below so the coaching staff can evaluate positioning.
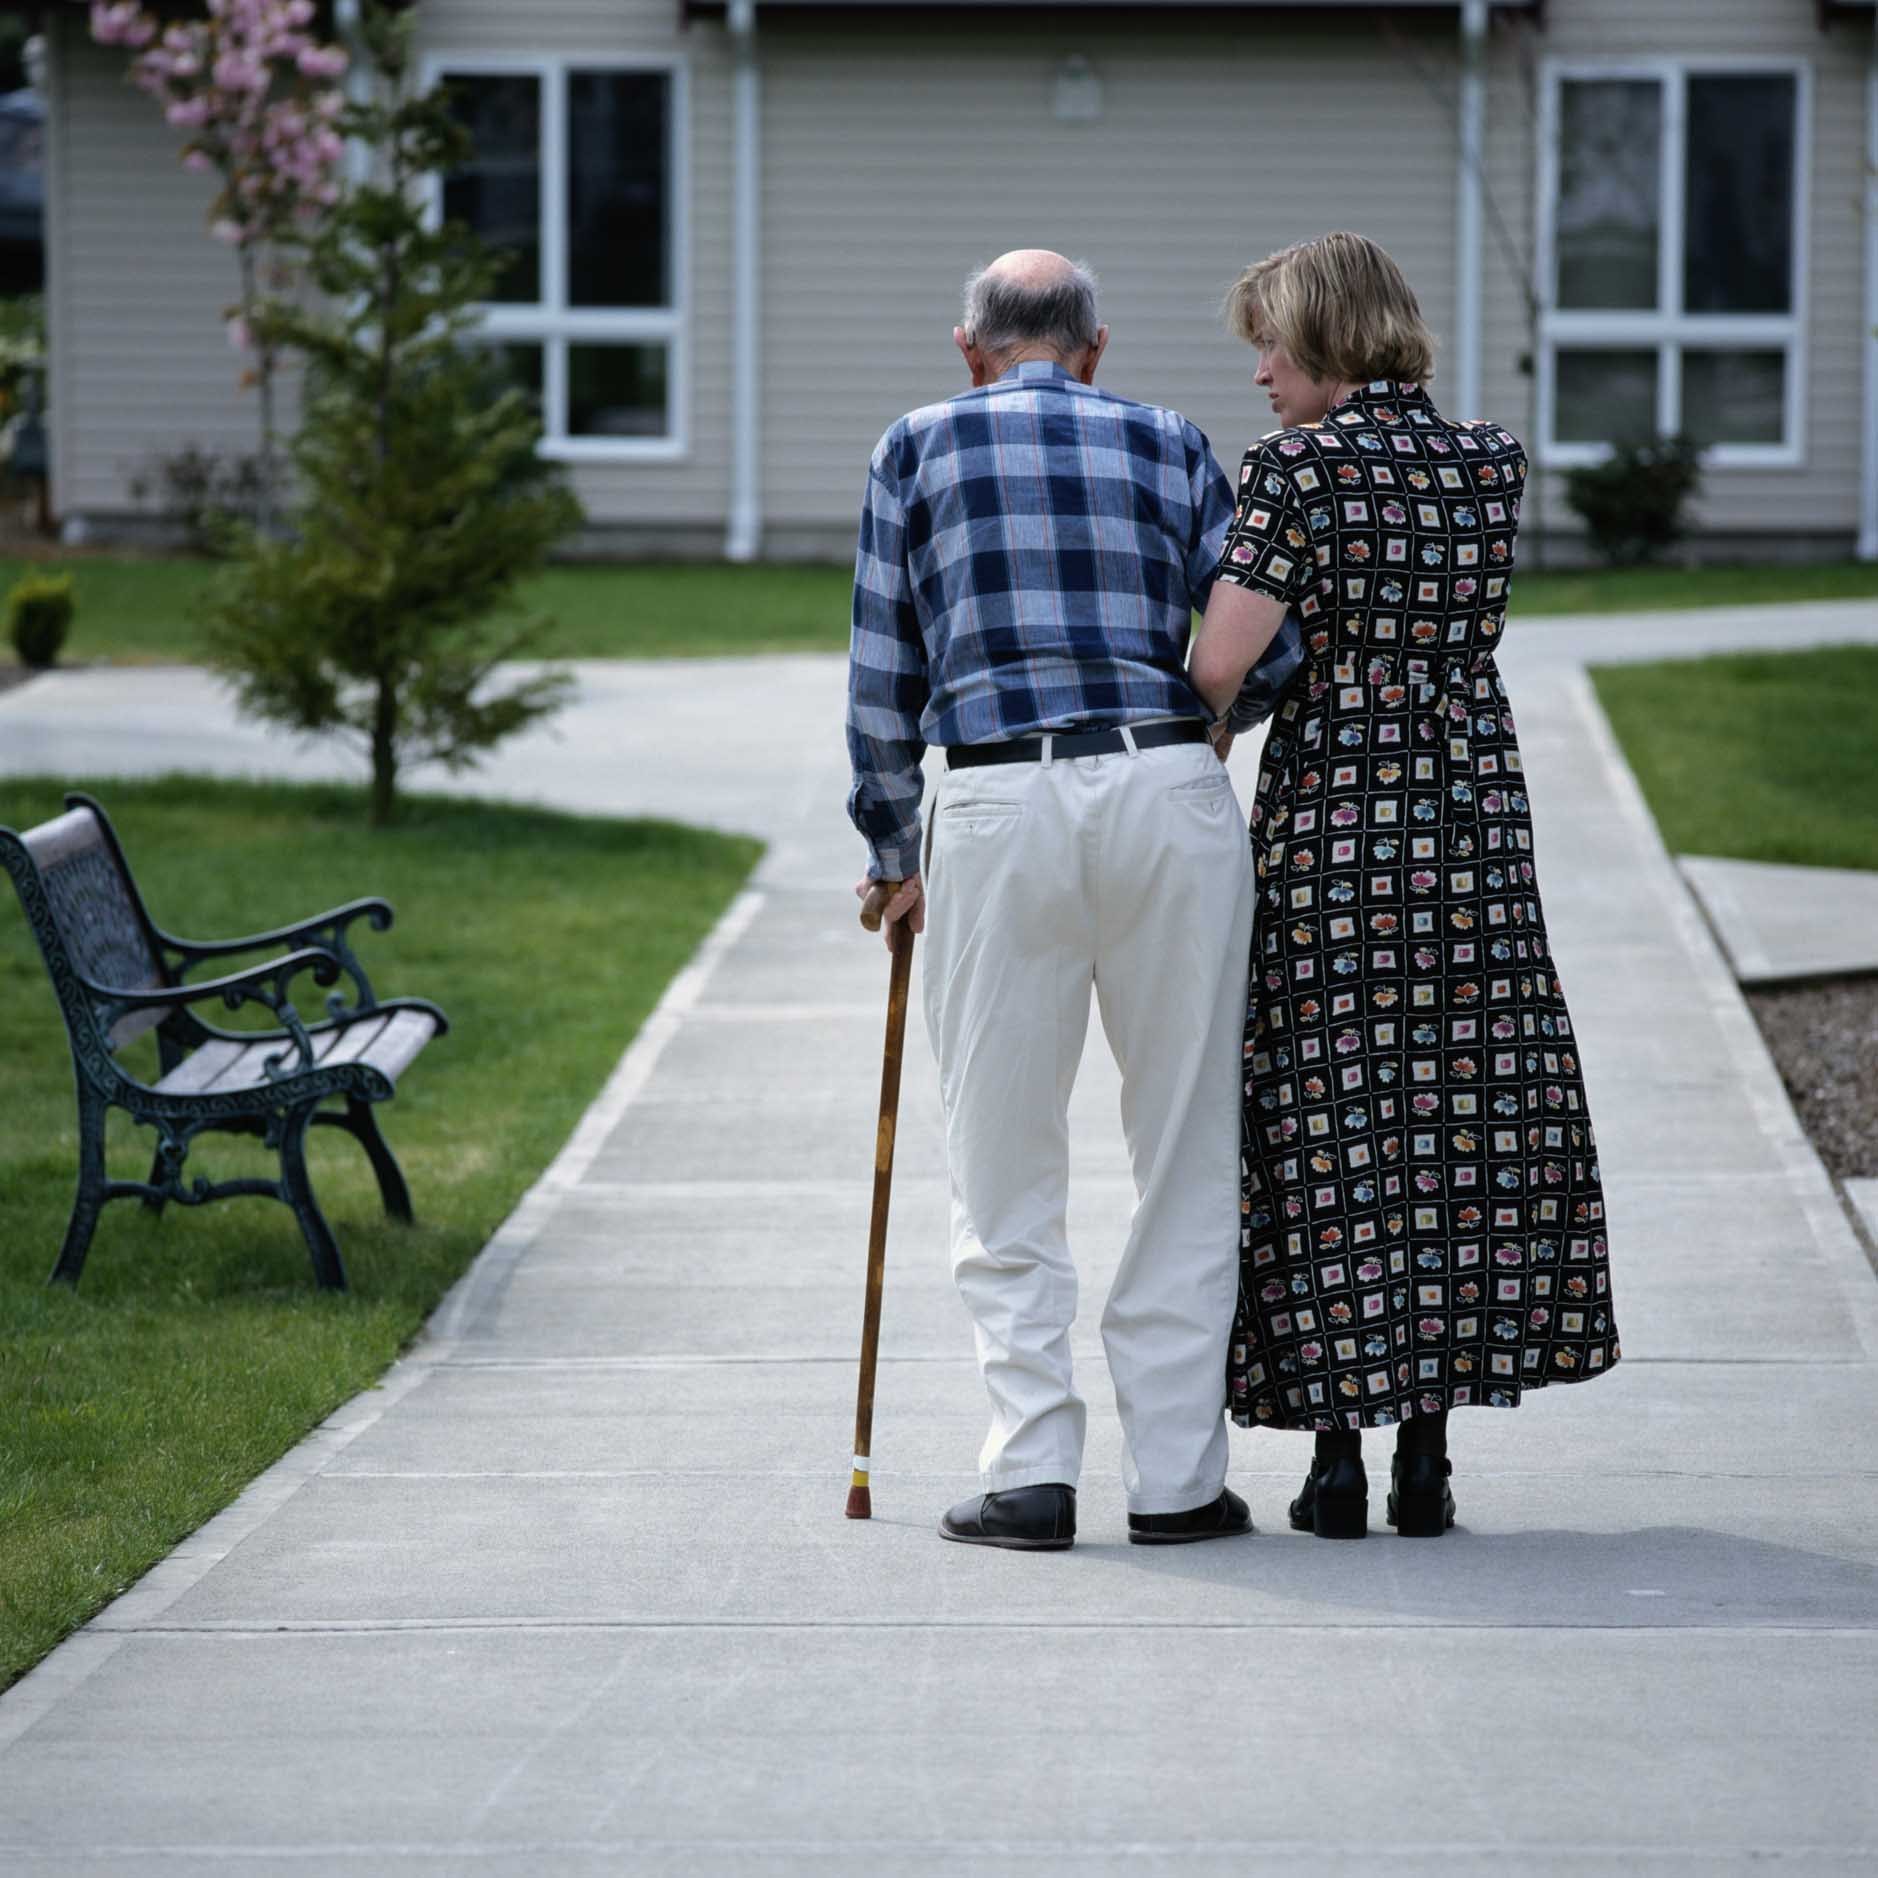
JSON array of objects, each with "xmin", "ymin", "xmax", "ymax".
[{"xmin": 947, "ymin": 720, "xmax": 1209, "ymax": 770}]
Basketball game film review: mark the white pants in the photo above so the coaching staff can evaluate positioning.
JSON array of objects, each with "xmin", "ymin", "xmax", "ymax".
[{"xmin": 922, "ymin": 733, "xmax": 1256, "ymax": 1515}]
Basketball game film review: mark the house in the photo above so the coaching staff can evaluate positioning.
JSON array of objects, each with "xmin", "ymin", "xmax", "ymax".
[{"xmin": 31, "ymin": 0, "xmax": 1878, "ymax": 562}]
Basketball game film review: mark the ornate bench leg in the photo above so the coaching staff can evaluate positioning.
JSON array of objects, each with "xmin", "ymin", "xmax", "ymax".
[
  {"xmin": 50, "ymin": 1087, "xmax": 109, "ymax": 1288},
  {"xmin": 142, "ymin": 1143, "xmax": 169, "ymax": 1214},
  {"xmin": 314, "ymin": 1097, "xmax": 414, "ymax": 1224},
  {"xmin": 278, "ymin": 1105, "xmax": 349, "ymax": 1292}
]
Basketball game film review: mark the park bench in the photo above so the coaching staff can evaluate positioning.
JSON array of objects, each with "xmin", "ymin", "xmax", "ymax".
[{"xmin": 0, "ymin": 792, "xmax": 448, "ymax": 1291}]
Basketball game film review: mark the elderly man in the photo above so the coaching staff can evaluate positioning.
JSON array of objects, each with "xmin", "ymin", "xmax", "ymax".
[{"xmin": 846, "ymin": 250, "xmax": 1300, "ymax": 1551}]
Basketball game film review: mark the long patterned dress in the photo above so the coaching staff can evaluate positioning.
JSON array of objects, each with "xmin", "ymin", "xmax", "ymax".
[{"xmin": 1214, "ymin": 380, "xmax": 1620, "ymax": 1430}]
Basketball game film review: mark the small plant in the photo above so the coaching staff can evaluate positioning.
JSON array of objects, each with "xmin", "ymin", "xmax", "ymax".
[
  {"xmin": 1564, "ymin": 436, "xmax": 1704, "ymax": 567},
  {"xmin": 128, "ymin": 443, "xmax": 271, "ymax": 554},
  {"xmin": 6, "ymin": 571, "xmax": 75, "ymax": 669},
  {"xmin": 207, "ymin": 8, "xmax": 581, "ymax": 827}
]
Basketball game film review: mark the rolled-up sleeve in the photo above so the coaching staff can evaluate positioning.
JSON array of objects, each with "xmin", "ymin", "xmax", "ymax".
[
  {"xmin": 846, "ymin": 443, "xmax": 930, "ymax": 881},
  {"xmin": 1215, "ymin": 440, "xmax": 1316, "ymax": 609}
]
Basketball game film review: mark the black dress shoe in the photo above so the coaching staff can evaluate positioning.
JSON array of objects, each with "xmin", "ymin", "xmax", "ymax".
[
  {"xmin": 939, "ymin": 1483, "xmax": 1076, "ymax": 1551},
  {"xmin": 1387, "ymin": 1453, "xmax": 1456, "ymax": 1537},
  {"xmin": 1127, "ymin": 1487, "xmax": 1253, "ymax": 1546},
  {"xmin": 1288, "ymin": 1455, "xmax": 1369, "ymax": 1540}
]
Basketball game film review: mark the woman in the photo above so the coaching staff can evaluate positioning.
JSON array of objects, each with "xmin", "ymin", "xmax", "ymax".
[{"xmin": 1188, "ymin": 232, "xmax": 1620, "ymax": 1539}]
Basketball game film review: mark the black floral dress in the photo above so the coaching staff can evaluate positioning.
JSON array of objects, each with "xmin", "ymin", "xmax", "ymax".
[{"xmin": 1214, "ymin": 381, "xmax": 1619, "ymax": 1430}]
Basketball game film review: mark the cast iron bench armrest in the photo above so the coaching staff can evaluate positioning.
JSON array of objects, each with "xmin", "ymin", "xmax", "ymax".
[
  {"xmin": 160, "ymin": 899, "xmax": 394, "ymax": 1017},
  {"xmin": 77, "ymin": 947, "xmax": 343, "ymax": 1077}
]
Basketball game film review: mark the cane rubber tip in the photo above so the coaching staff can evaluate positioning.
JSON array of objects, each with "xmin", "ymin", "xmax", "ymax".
[{"xmin": 845, "ymin": 1486, "xmax": 872, "ymax": 1520}]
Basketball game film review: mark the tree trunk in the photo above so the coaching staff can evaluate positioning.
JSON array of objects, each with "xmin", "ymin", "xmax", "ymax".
[
  {"xmin": 239, "ymin": 245, "xmax": 279, "ymax": 539},
  {"xmin": 369, "ymin": 678, "xmax": 398, "ymax": 827}
]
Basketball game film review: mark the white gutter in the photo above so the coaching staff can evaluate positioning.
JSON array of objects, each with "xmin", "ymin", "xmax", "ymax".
[
  {"xmin": 725, "ymin": 0, "xmax": 763, "ymax": 562},
  {"xmin": 1859, "ymin": 7, "xmax": 1878, "ymax": 561},
  {"xmin": 1452, "ymin": 0, "xmax": 1487, "ymax": 422}
]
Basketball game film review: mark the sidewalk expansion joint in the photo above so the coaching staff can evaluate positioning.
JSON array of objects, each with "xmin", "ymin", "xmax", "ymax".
[{"xmin": 86, "ymin": 1618, "xmax": 1878, "ymax": 1637}]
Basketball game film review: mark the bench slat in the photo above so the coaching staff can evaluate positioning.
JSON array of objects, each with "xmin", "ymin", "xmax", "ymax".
[
  {"xmin": 152, "ymin": 1010, "xmax": 438, "ymax": 1100},
  {"xmin": 360, "ymin": 1009, "xmax": 438, "ymax": 1085},
  {"xmin": 151, "ymin": 1038, "xmax": 250, "ymax": 1096}
]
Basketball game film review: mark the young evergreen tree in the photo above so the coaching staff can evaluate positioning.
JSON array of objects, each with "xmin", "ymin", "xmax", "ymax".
[{"xmin": 208, "ymin": 4, "xmax": 582, "ymax": 826}]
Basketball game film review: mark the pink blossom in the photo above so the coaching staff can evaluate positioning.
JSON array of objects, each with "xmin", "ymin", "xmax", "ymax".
[
  {"xmin": 210, "ymin": 216, "xmax": 247, "ymax": 245},
  {"xmin": 296, "ymin": 45, "xmax": 350, "ymax": 80},
  {"xmin": 166, "ymin": 95, "xmax": 213, "ymax": 129},
  {"xmin": 226, "ymin": 315, "xmax": 254, "ymax": 353},
  {"xmin": 213, "ymin": 49, "xmax": 268, "ymax": 92},
  {"xmin": 91, "ymin": 3, "xmax": 157, "ymax": 48}
]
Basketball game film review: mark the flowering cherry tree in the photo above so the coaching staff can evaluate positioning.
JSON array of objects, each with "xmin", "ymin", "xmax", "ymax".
[{"xmin": 88, "ymin": 0, "xmax": 352, "ymax": 529}]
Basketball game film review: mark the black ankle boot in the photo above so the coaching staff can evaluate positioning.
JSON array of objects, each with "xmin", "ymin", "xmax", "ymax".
[
  {"xmin": 1289, "ymin": 1435, "xmax": 1368, "ymax": 1540},
  {"xmin": 1387, "ymin": 1453, "xmax": 1456, "ymax": 1537}
]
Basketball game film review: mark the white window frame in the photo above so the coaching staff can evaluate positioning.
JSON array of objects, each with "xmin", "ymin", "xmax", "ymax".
[
  {"xmin": 1535, "ymin": 56, "xmax": 1811, "ymax": 471},
  {"xmin": 421, "ymin": 51, "xmax": 690, "ymax": 464}
]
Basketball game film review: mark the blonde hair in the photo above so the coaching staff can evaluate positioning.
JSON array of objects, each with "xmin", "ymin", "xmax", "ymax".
[{"xmin": 1224, "ymin": 231, "xmax": 1437, "ymax": 386}]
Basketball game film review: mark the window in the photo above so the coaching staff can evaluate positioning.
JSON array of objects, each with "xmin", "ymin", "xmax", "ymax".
[
  {"xmin": 432, "ymin": 58, "xmax": 686, "ymax": 459},
  {"xmin": 1539, "ymin": 63, "xmax": 1806, "ymax": 468}
]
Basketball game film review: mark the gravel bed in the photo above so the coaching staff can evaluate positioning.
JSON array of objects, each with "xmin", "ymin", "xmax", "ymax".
[{"xmin": 1748, "ymin": 977, "xmax": 1878, "ymax": 1180}]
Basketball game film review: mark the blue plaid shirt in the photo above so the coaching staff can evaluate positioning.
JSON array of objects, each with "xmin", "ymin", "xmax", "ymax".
[{"xmin": 847, "ymin": 360, "xmax": 1302, "ymax": 878}]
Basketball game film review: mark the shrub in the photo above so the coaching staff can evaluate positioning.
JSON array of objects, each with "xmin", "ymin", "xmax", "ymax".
[
  {"xmin": 6, "ymin": 572, "xmax": 74, "ymax": 669},
  {"xmin": 127, "ymin": 444, "xmax": 270, "ymax": 555},
  {"xmin": 1563, "ymin": 436, "xmax": 1704, "ymax": 567}
]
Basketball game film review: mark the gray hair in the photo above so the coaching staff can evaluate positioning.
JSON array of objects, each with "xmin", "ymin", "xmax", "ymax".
[{"xmin": 960, "ymin": 259, "xmax": 1101, "ymax": 362}]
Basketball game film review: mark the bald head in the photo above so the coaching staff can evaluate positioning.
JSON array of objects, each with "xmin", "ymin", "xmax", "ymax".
[
  {"xmin": 956, "ymin": 251, "xmax": 1107, "ymax": 385},
  {"xmin": 983, "ymin": 248, "xmax": 1082, "ymax": 295}
]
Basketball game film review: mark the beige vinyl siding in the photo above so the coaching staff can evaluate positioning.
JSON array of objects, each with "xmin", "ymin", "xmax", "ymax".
[
  {"xmin": 412, "ymin": 0, "xmax": 690, "ymax": 51},
  {"xmin": 758, "ymin": 16, "xmax": 1465, "ymax": 545},
  {"xmin": 50, "ymin": 18, "xmax": 267, "ymax": 525},
  {"xmin": 1483, "ymin": 0, "xmax": 1873, "ymax": 547}
]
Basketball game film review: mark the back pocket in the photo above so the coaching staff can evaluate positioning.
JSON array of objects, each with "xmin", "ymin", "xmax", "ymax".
[{"xmin": 941, "ymin": 799, "xmax": 1024, "ymax": 837}]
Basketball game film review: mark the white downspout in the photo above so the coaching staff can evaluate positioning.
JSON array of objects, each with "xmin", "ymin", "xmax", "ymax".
[
  {"xmin": 334, "ymin": 0, "xmax": 371, "ymax": 186},
  {"xmin": 725, "ymin": 0, "xmax": 763, "ymax": 562},
  {"xmin": 1453, "ymin": 0, "xmax": 1487, "ymax": 422},
  {"xmin": 1858, "ymin": 6, "xmax": 1878, "ymax": 561}
]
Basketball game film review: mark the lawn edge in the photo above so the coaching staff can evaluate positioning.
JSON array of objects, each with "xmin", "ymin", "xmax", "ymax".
[{"xmin": 0, "ymin": 832, "xmax": 766, "ymax": 1710}]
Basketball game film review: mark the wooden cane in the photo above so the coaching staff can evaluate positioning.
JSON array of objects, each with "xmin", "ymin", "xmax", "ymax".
[{"xmin": 847, "ymin": 883, "xmax": 915, "ymax": 1519}]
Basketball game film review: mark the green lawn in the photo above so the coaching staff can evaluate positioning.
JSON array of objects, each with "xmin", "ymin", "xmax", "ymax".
[
  {"xmin": 0, "ymin": 777, "xmax": 760, "ymax": 1690},
  {"xmin": 1592, "ymin": 644, "xmax": 1878, "ymax": 870},
  {"xmin": 0, "ymin": 556, "xmax": 858, "ymax": 665},
  {"xmin": 6, "ymin": 552, "xmax": 1878, "ymax": 668}
]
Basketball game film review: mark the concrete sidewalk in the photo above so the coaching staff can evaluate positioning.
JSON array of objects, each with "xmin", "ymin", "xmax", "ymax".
[{"xmin": 1, "ymin": 604, "xmax": 1876, "ymax": 1872}]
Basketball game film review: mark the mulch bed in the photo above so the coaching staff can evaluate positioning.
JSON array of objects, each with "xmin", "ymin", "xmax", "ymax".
[{"xmin": 1748, "ymin": 977, "xmax": 1878, "ymax": 1181}]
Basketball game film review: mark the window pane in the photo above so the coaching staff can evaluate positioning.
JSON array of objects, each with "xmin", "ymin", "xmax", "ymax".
[
  {"xmin": 443, "ymin": 74, "xmax": 542, "ymax": 305},
  {"xmin": 1554, "ymin": 349, "xmax": 1659, "ymax": 445},
  {"xmin": 568, "ymin": 72, "xmax": 670, "ymax": 310},
  {"xmin": 568, "ymin": 343, "xmax": 668, "ymax": 438},
  {"xmin": 1556, "ymin": 80, "xmax": 1661, "ymax": 310},
  {"xmin": 1681, "ymin": 349, "xmax": 1785, "ymax": 446},
  {"xmin": 1684, "ymin": 75, "xmax": 1795, "ymax": 314}
]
